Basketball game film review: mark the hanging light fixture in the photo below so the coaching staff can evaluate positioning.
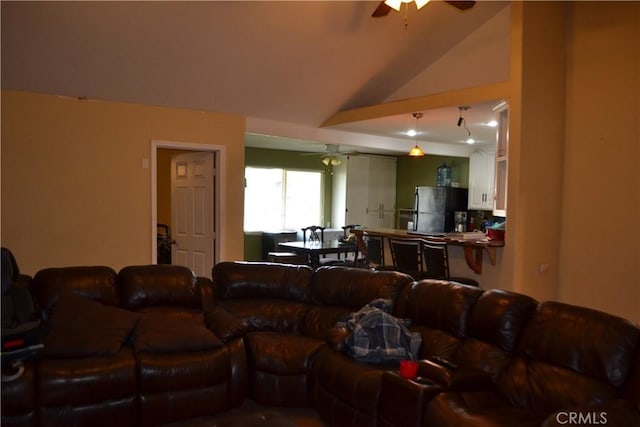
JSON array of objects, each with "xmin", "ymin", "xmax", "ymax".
[
  {"xmin": 408, "ymin": 112, "xmax": 425, "ymax": 157},
  {"xmin": 457, "ymin": 106, "xmax": 475, "ymax": 144},
  {"xmin": 321, "ymin": 155, "xmax": 341, "ymax": 166},
  {"xmin": 384, "ymin": 0, "xmax": 430, "ymax": 12}
]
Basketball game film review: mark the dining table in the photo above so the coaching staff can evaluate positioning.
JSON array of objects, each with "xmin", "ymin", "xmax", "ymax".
[{"xmin": 278, "ymin": 240, "xmax": 356, "ymax": 268}]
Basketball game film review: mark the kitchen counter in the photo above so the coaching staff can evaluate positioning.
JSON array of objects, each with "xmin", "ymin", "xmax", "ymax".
[{"xmin": 352, "ymin": 228, "xmax": 504, "ymax": 274}]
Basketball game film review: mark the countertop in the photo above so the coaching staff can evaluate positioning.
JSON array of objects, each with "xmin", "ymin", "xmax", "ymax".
[{"xmin": 352, "ymin": 227, "xmax": 504, "ymax": 274}]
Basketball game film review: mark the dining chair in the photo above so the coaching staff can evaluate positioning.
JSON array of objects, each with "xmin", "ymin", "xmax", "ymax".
[
  {"xmin": 301, "ymin": 226, "xmax": 325, "ymax": 243},
  {"xmin": 338, "ymin": 224, "xmax": 360, "ymax": 261},
  {"xmin": 301, "ymin": 225, "xmax": 337, "ymax": 266},
  {"xmin": 388, "ymin": 238, "xmax": 427, "ymax": 280},
  {"xmin": 421, "ymin": 238, "xmax": 479, "ymax": 287}
]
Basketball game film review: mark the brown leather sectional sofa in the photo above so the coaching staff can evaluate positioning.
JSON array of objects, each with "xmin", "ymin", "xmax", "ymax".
[{"xmin": 2, "ymin": 261, "xmax": 639, "ymax": 427}]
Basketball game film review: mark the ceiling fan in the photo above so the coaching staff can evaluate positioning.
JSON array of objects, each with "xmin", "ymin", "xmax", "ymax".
[
  {"xmin": 301, "ymin": 144, "xmax": 360, "ymax": 166},
  {"xmin": 372, "ymin": 0, "xmax": 476, "ymax": 17}
]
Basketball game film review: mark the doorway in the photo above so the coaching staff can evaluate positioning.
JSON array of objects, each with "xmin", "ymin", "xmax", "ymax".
[{"xmin": 151, "ymin": 140, "xmax": 225, "ymax": 277}]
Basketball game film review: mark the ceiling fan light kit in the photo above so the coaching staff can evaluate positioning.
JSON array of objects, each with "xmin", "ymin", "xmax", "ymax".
[
  {"xmin": 384, "ymin": 0, "xmax": 430, "ymax": 12},
  {"xmin": 321, "ymin": 155, "xmax": 341, "ymax": 166},
  {"xmin": 372, "ymin": 0, "xmax": 475, "ymax": 18}
]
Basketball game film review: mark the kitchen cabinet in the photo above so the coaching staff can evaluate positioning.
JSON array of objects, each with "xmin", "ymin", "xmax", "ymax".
[
  {"xmin": 331, "ymin": 155, "xmax": 396, "ymax": 229},
  {"xmin": 468, "ymin": 150, "xmax": 495, "ymax": 210},
  {"xmin": 493, "ymin": 102, "xmax": 509, "ymax": 217}
]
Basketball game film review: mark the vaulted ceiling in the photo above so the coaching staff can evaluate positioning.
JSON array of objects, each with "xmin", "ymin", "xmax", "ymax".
[{"xmin": 1, "ymin": 1, "xmax": 511, "ymax": 156}]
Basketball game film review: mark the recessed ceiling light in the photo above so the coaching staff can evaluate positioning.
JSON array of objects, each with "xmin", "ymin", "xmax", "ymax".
[
  {"xmin": 406, "ymin": 129, "xmax": 417, "ymax": 137},
  {"xmin": 486, "ymin": 120, "xmax": 498, "ymax": 127},
  {"xmin": 466, "ymin": 137, "xmax": 476, "ymax": 144}
]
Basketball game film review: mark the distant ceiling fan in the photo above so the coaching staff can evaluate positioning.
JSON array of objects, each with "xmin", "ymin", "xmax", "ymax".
[
  {"xmin": 372, "ymin": 0, "xmax": 476, "ymax": 17},
  {"xmin": 301, "ymin": 144, "xmax": 360, "ymax": 166}
]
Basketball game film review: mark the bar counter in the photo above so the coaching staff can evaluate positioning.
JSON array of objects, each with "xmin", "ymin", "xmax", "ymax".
[{"xmin": 353, "ymin": 228, "xmax": 504, "ymax": 274}]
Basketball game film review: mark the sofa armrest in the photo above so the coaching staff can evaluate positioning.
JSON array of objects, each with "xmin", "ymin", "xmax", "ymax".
[
  {"xmin": 326, "ymin": 326, "xmax": 349, "ymax": 352},
  {"xmin": 541, "ymin": 399, "xmax": 639, "ymax": 427},
  {"xmin": 204, "ymin": 306, "xmax": 248, "ymax": 343},
  {"xmin": 448, "ymin": 369, "xmax": 494, "ymax": 391},
  {"xmin": 198, "ymin": 276, "xmax": 215, "ymax": 311},
  {"xmin": 417, "ymin": 359, "xmax": 494, "ymax": 391},
  {"xmin": 417, "ymin": 359, "xmax": 454, "ymax": 386}
]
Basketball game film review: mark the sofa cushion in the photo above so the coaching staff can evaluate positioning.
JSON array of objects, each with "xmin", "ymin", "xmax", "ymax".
[
  {"xmin": 397, "ymin": 280, "xmax": 483, "ymax": 364},
  {"xmin": 247, "ymin": 332, "xmax": 325, "ymax": 374},
  {"xmin": 496, "ymin": 301, "xmax": 640, "ymax": 414},
  {"xmin": 204, "ymin": 306, "xmax": 248, "ymax": 343},
  {"xmin": 212, "ymin": 261, "xmax": 313, "ymax": 302},
  {"xmin": 424, "ymin": 390, "xmax": 545, "ymax": 427},
  {"xmin": 304, "ymin": 266, "xmax": 413, "ymax": 340},
  {"xmin": 37, "ymin": 348, "xmax": 137, "ymax": 406},
  {"xmin": 43, "ymin": 294, "xmax": 138, "ymax": 357},
  {"xmin": 134, "ymin": 309, "xmax": 223, "ymax": 353},
  {"xmin": 452, "ymin": 290, "xmax": 538, "ymax": 381},
  {"xmin": 219, "ymin": 299, "xmax": 310, "ymax": 334},
  {"xmin": 518, "ymin": 301, "xmax": 640, "ymax": 387},
  {"xmin": 117, "ymin": 265, "xmax": 200, "ymax": 310},
  {"xmin": 33, "ymin": 266, "xmax": 119, "ymax": 315}
]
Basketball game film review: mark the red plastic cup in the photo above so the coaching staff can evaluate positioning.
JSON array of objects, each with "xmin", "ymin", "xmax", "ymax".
[{"xmin": 399, "ymin": 360, "xmax": 418, "ymax": 380}]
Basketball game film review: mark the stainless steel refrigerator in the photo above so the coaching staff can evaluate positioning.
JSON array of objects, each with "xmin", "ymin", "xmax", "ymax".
[{"xmin": 412, "ymin": 186, "xmax": 468, "ymax": 233}]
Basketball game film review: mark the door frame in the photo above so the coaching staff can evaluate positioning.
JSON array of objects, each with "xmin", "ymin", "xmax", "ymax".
[{"xmin": 150, "ymin": 140, "xmax": 226, "ymax": 265}]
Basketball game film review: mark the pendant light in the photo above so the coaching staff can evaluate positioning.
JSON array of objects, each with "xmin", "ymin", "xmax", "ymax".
[{"xmin": 408, "ymin": 112, "xmax": 425, "ymax": 157}]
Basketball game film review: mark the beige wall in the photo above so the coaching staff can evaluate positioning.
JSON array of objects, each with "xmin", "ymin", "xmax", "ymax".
[
  {"xmin": 504, "ymin": 2, "xmax": 639, "ymax": 324},
  {"xmin": 559, "ymin": 2, "xmax": 640, "ymax": 323},
  {"xmin": 1, "ymin": 91, "xmax": 246, "ymax": 275}
]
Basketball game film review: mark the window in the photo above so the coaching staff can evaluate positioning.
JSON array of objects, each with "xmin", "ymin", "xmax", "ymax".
[{"xmin": 244, "ymin": 167, "xmax": 323, "ymax": 231}]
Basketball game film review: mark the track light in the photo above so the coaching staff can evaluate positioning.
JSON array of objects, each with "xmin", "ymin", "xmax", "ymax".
[{"xmin": 457, "ymin": 106, "xmax": 474, "ymax": 144}]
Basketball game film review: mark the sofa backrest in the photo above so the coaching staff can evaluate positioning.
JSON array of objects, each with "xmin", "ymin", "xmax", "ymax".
[
  {"xmin": 454, "ymin": 289, "xmax": 538, "ymax": 380},
  {"xmin": 32, "ymin": 266, "xmax": 119, "ymax": 315},
  {"xmin": 395, "ymin": 280, "xmax": 484, "ymax": 363},
  {"xmin": 303, "ymin": 266, "xmax": 413, "ymax": 339},
  {"xmin": 211, "ymin": 262, "xmax": 314, "ymax": 334},
  {"xmin": 498, "ymin": 301, "xmax": 640, "ymax": 413},
  {"xmin": 117, "ymin": 265, "xmax": 200, "ymax": 310},
  {"xmin": 212, "ymin": 262, "xmax": 313, "ymax": 302}
]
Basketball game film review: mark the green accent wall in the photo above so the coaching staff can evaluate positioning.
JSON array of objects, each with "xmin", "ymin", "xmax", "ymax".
[
  {"xmin": 245, "ymin": 147, "xmax": 334, "ymax": 224},
  {"xmin": 395, "ymin": 155, "xmax": 469, "ymax": 209}
]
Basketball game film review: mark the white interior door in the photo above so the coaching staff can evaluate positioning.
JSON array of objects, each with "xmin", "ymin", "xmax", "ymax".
[{"xmin": 171, "ymin": 151, "xmax": 215, "ymax": 277}]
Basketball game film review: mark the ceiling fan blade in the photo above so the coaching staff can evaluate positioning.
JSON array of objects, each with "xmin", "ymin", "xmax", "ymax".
[
  {"xmin": 372, "ymin": 1, "xmax": 392, "ymax": 17},
  {"xmin": 445, "ymin": 1, "xmax": 476, "ymax": 11}
]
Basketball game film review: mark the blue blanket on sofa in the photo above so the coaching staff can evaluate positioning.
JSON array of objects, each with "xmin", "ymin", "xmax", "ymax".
[{"xmin": 338, "ymin": 298, "xmax": 422, "ymax": 365}]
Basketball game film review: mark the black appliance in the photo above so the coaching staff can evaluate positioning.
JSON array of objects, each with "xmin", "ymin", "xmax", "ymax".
[{"xmin": 412, "ymin": 186, "xmax": 468, "ymax": 233}]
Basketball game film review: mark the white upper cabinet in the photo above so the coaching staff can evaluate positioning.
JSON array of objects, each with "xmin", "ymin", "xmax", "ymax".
[
  {"xmin": 493, "ymin": 103, "xmax": 509, "ymax": 217},
  {"xmin": 468, "ymin": 150, "xmax": 496, "ymax": 211}
]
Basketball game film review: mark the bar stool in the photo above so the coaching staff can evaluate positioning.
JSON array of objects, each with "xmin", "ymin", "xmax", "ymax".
[
  {"xmin": 421, "ymin": 239, "xmax": 479, "ymax": 286},
  {"xmin": 388, "ymin": 238, "xmax": 429, "ymax": 280}
]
